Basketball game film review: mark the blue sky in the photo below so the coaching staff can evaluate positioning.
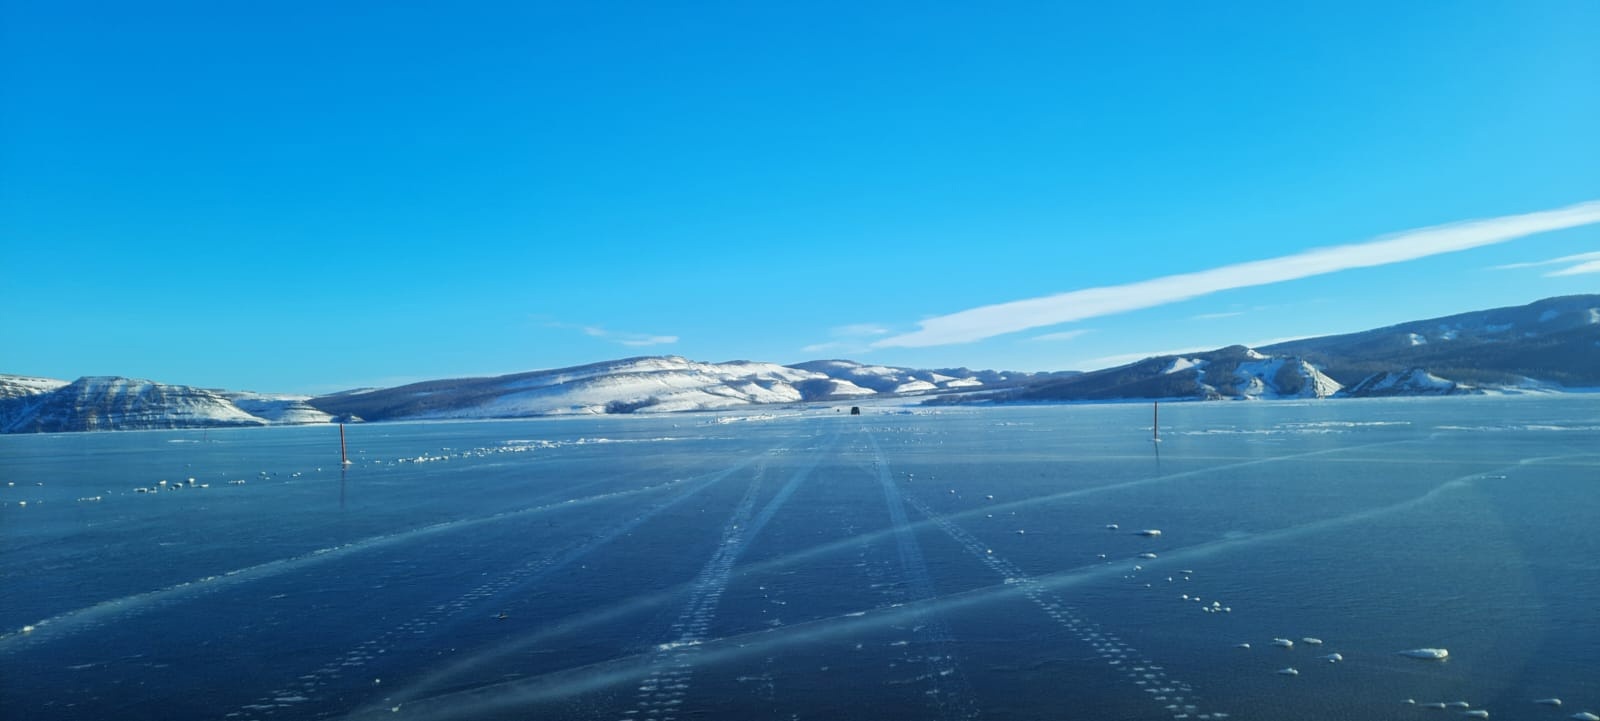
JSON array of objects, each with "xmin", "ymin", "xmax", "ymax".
[{"xmin": 3, "ymin": 1, "xmax": 1597, "ymax": 394}]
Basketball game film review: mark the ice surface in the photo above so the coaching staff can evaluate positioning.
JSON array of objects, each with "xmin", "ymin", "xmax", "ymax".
[{"xmin": 2, "ymin": 397, "xmax": 1596, "ymax": 721}]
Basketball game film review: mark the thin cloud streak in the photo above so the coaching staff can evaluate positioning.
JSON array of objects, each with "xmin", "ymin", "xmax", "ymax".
[
  {"xmin": 1030, "ymin": 329, "xmax": 1092, "ymax": 342},
  {"xmin": 547, "ymin": 321, "xmax": 679, "ymax": 347},
  {"xmin": 1492, "ymin": 250, "xmax": 1600, "ymax": 270},
  {"xmin": 833, "ymin": 323, "xmax": 889, "ymax": 337},
  {"xmin": 1192, "ymin": 311, "xmax": 1245, "ymax": 320},
  {"xmin": 798, "ymin": 322, "xmax": 890, "ymax": 355},
  {"xmin": 1546, "ymin": 260, "xmax": 1600, "ymax": 276},
  {"xmin": 617, "ymin": 335, "xmax": 679, "ymax": 347},
  {"xmin": 874, "ymin": 200, "xmax": 1600, "ymax": 348}
]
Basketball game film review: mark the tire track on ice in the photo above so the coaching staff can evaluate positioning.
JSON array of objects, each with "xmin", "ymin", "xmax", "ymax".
[
  {"xmin": 223, "ymin": 457, "xmax": 763, "ymax": 721},
  {"xmin": 897, "ymin": 489, "xmax": 1227, "ymax": 721},
  {"xmin": 863, "ymin": 427, "xmax": 978, "ymax": 721},
  {"xmin": 0, "ymin": 474, "xmax": 719, "ymax": 655},
  {"xmin": 342, "ymin": 457, "xmax": 1570, "ymax": 721},
  {"xmin": 621, "ymin": 429, "xmax": 836, "ymax": 721},
  {"xmin": 324, "ymin": 435, "xmax": 1424, "ymax": 684}
]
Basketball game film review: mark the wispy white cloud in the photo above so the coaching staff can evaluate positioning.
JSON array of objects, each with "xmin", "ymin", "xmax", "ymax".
[
  {"xmin": 834, "ymin": 323, "xmax": 890, "ymax": 337},
  {"xmin": 799, "ymin": 323, "xmax": 890, "ymax": 356},
  {"xmin": 1191, "ymin": 311, "xmax": 1244, "ymax": 320},
  {"xmin": 1494, "ymin": 250, "xmax": 1600, "ymax": 277},
  {"xmin": 1546, "ymin": 260, "xmax": 1600, "ymax": 276},
  {"xmin": 616, "ymin": 335, "xmax": 679, "ymax": 347},
  {"xmin": 1491, "ymin": 250, "xmax": 1600, "ymax": 271},
  {"xmin": 1030, "ymin": 329, "xmax": 1092, "ymax": 342},
  {"xmin": 874, "ymin": 200, "xmax": 1600, "ymax": 348},
  {"xmin": 548, "ymin": 321, "xmax": 679, "ymax": 347}
]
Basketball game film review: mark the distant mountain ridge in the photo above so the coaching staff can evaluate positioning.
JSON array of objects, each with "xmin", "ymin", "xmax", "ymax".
[
  {"xmin": 3, "ymin": 295, "xmax": 1595, "ymax": 433},
  {"xmin": 306, "ymin": 356, "xmax": 1049, "ymax": 422},
  {"xmin": 938, "ymin": 295, "xmax": 1599, "ymax": 406},
  {"xmin": 0, "ymin": 377, "xmax": 268, "ymax": 433},
  {"xmin": 1260, "ymin": 294, "xmax": 1600, "ymax": 388},
  {"xmin": 0, "ymin": 358, "xmax": 1041, "ymax": 432},
  {"xmin": 968, "ymin": 345, "xmax": 1344, "ymax": 404}
]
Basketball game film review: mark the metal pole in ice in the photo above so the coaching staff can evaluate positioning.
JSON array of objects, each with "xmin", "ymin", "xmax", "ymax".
[{"xmin": 340, "ymin": 423, "xmax": 352, "ymax": 466}]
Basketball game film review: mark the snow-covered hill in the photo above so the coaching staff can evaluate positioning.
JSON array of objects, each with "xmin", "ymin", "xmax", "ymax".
[
  {"xmin": 307, "ymin": 356, "xmax": 1005, "ymax": 421},
  {"xmin": 0, "ymin": 374, "xmax": 70, "ymax": 402},
  {"xmin": 1338, "ymin": 368, "xmax": 1475, "ymax": 397},
  {"xmin": 0, "ymin": 377, "xmax": 269, "ymax": 433},
  {"xmin": 0, "ymin": 377, "xmax": 341, "ymax": 433},
  {"xmin": 0, "ymin": 358, "xmax": 1024, "ymax": 433},
  {"xmin": 222, "ymin": 391, "xmax": 337, "ymax": 425},
  {"xmin": 1263, "ymin": 295, "xmax": 1600, "ymax": 388},
  {"xmin": 7, "ymin": 295, "xmax": 1595, "ymax": 433},
  {"xmin": 979, "ymin": 345, "xmax": 1342, "ymax": 403},
  {"xmin": 787, "ymin": 360, "xmax": 991, "ymax": 395}
]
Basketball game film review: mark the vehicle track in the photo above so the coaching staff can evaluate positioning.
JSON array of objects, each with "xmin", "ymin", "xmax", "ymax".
[
  {"xmin": 0, "ymin": 475, "xmax": 706, "ymax": 655},
  {"xmin": 897, "ymin": 488, "xmax": 1225, "ymax": 720},
  {"xmin": 226, "ymin": 459, "xmax": 746, "ymax": 720},
  {"xmin": 619, "ymin": 429, "xmax": 837, "ymax": 721},
  {"xmin": 864, "ymin": 427, "xmax": 978, "ymax": 720}
]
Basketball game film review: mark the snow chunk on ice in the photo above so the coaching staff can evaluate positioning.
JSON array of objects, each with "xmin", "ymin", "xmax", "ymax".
[{"xmin": 1398, "ymin": 648, "xmax": 1448, "ymax": 660}]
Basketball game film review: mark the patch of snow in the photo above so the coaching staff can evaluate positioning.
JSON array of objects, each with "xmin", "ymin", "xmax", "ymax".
[
  {"xmin": 1163, "ymin": 358, "xmax": 1207, "ymax": 375},
  {"xmin": 849, "ymin": 364, "xmax": 913, "ymax": 379},
  {"xmin": 1339, "ymin": 368, "xmax": 1470, "ymax": 398},
  {"xmin": 1230, "ymin": 358, "xmax": 1342, "ymax": 399},
  {"xmin": 0, "ymin": 374, "xmax": 71, "ymax": 401},
  {"xmin": 1398, "ymin": 648, "xmax": 1449, "ymax": 660},
  {"xmin": 1439, "ymin": 329, "xmax": 1459, "ymax": 341},
  {"xmin": 817, "ymin": 379, "xmax": 878, "ymax": 397},
  {"xmin": 1538, "ymin": 309, "xmax": 1562, "ymax": 323},
  {"xmin": 1406, "ymin": 332, "xmax": 1427, "ymax": 346},
  {"xmin": 892, "ymin": 380, "xmax": 937, "ymax": 394},
  {"xmin": 225, "ymin": 391, "xmax": 335, "ymax": 425},
  {"xmin": 4, "ymin": 376, "xmax": 268, "ymax": 433}
]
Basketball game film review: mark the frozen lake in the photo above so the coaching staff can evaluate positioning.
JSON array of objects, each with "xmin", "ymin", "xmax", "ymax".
[{"xmin": 2, "ymin": 397, "xmax": 1598, "ymax": 721}]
